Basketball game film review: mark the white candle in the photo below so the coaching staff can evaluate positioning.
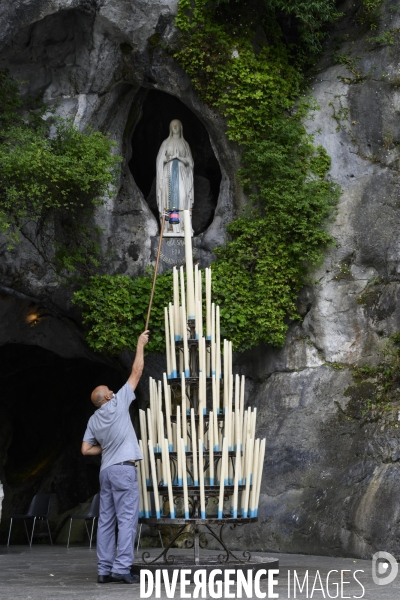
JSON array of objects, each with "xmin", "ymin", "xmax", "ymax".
[
  {"xmin": 190, "ymin": 408, "xmax": 199, "ymax": 485},
  {"xmin": 173, "ymin": 266, "xmax": 181, "ymax": 340},
  {"xmin": 148, "ymin": 439, "xmax": 160, "ymax": 518},
  {"xmin": 216, "ymin": 306, "xmax": 221, "ymax": 385},
  {"xmin": 163, "ymin": 374, "xmax": 173, "ymax": 450},
  {"xmin": 218, "ymin": 437, "xmax": 228, "ymax": 518},
  {"xmin": 176, "ymin": 405, "xmax": 181, "ymax": 451},
  {"xmin": 169, "ymin": 303, "xmax": 177, "ymax": 378},
  {"xmin": 198, "ymin": 267, "xmax": 203, "ymax": 302},
  {"xmin": 181, "ymin": 305, "xmax": 190, "ymax": 377},
  {"xmin": 139, "ymin": 440, "xmax": 150, "ymax": 517},
  {"xmin": 239, "ymin": 375, "xmax": 245, "ymax": 450},
  {"xmin": 180, "ymin": 265, "xmax": 186, "ymax": 316},
  {"xmin": 209, "ymin": 411, "xmax": 214, "ymax": 485},
  {"xmin": 199, "ymin": 372, "xmax": 204, "ymax": 448},
  {"xmin": 242, "ymin": 437, "xmax": 253, "ymax": 518},
  {"xmin": 223, "ymin": 339, "xmax": 228, "ymax": 411},
  {"xmin": 177, "ymin": 425, "xmax": 182, "ymax": 486},
  {"xmin": 183, "ymin": 209, "xmax": 195, "ymax": 319},
  {"xmin": 255, "ymin": 438, "xmax": 266, "ymax": 516},
  {"xmin": 147, "ymin": 408, "xmax": 155, "ymax": 452},
  {"xmin": 211, "ymin": 303, "xmax": 215, "ymax": 376},
  {"xmin": 249, "ymin": 439, "xmax": 260, "ymax": 517},
  {"xmin": 190, "ymin": 408, "xmax": 198, "ymax": 485},
  {"xmin": 195, "ymin": 265, "xmax": 199, "ymax": 338},
  {"xmin": 181, "ymin": 438, "xmax": 189, "ymax": 518},
  {"xmin": 165, "ymin": 438, "xmax": 175, "ymax": 518},
  {"xmin": 214, "ymin": 399, "xmax": 219, "ymax": 451},
  {"xmin": 164, "ymin": 308, "xmax": 171, "ymax": 379},
  {"xmin": 199, "ymin": 439, "xmax": 206, "ymax": 518},
  {"xmin": 212, "ymin": 376, "xmax": 217, "ymax": 426},
  {"xmin": 197, "ymin": 300, "xmax": 203, "ymax": 341},
  {"xmin": 160, "ymin": 419, "xmax": 167, "ymax": 487},
  {"xmin": 181, "ymin": 373, "xmax": 188, "ymax": 450},
  {"xmin": 232, "ymin": 441, "xmax": 241, "ymax": 518},
  {"xmin": 139, "ymin": 409, "xmax": 150, "ymax": 484},
  {"xmin": 206, "ymin": 268, "xmax": 211, "ymax": 340}
]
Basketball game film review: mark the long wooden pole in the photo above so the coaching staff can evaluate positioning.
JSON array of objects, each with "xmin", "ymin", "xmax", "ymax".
[{"xmin": 145, "ymin": 212, "xmax": 166, "ymax": 330}]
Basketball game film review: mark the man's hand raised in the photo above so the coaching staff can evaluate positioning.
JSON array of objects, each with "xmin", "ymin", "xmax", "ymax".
[
  {"xmin": 138, "ymin": 330, "xmax": 150, "ymax": 347},
  {"xmin": 128, "ymin": 330, "xmax": 149, "ymax": 391}
]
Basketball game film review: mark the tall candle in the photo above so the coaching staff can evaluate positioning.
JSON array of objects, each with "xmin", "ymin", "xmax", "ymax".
[
  {"xmin": 255, "ymin": 438, "xmax": 266, "ymax": 517},
  {"xmin": 212, "ymin": 376, "xmax": 217, "ymax": 426},
  {"xmin": 211, "ymin": 303, "xmax": 215, "ymax": 376},
  {"xmin": 164, "ymin": 308, "xmax": 171, "ymax": 379},
  {"xmin": 199, "ymin": 372, "xmax": 204, "ymax": 449},
  {"xmin": 139, "ymin": 440, "xmax": 150, "ymax": 517},
  {"xmin": 165, "ymin": 438, "xmax": 175, "ymax": 518},
  {"xmin": 197, "ymin": 300, "xmax": 203, "ymax": 341},
  {"xmin": 181, "ymin": 438, "xmax": 189, "ymax": 518},
  {"xmin": 173, "ymin": 266, "xmax": 181, "ymax": 340},
  {"xmin": 195, "ymin": 265, "xmax": 199, "ymax": 338},
  {"xmin": 177, "ymin": 425, "xmax": 182, "ymax": 486},
  {"xmin": 169, "ymin": 304, "xmax": 177, "ymax": 378},
  {"xmin": 139, "ymin": 409, "xmax": 150, "ymax": 484},
  {"xmin": 218, "ymin": 437, "xmax": 228, "ymax": 518},
  {"xmin": 214, "ymin": 400, "xmax": 219, "ymax": 452},
  {"xmin": 209, "ymin": 411, "xmax": 214, "ymax": 485},
  {"xmin": 181, "ymin": 373, "xmax": 188, "ymax": 450},
  {"xmin": 242, "ymin": 437, "xmax": 253, "ymax": 518},
  {"xmin": 223, "ymin": 339, "xmax": 228, "ymax": 411},
  {"xmin": 216, "ymin": 306, "xmax": 221, "ymax": 382},
  {"xmin": 206, "ymin": 268, "xmax": 211, "ymax": 340},
  {"xmin": 232, "ymin": 441, "xmax": 241, "ymax": 518},
  {"xmin": 249, "ymin": 439, "xmax": 260, "ymax": 517},
  {"xmin": 147, "ymin": 408, "xmax": 155, "ymax": 452},
  {"xmin": 183, "ymin": 209, "xmax": 195, "ymax": 319},
  {"xmin": 180, "ymin": 265, "xmax": 186, "ymax": 316},
  {"xmin": 148, "ymin": 439, "xmax": 160, "ymax": 518},
  {"xmin": 199, "ymin": 439, "xmax": 206, "ymax": 518},
  {"xmin": 191, "ymin": 408, "xmax": 198, "ymax": 485},
  {"xmin": 163, "ymin": 374, "xmax": 173, "ymax": 450},
  {"xmin": 239, "ymin": 375, "xmax": 245, "ymax": 449},
  {"xmin": 176, "ymin": 405, "xmax": 181, "ymax": 451},
  {"xmin": 181, "ymin": 305, "xmax": 190, "ymax": 377},
  {"xmin": 160, "ymin": 420, "xmax": 167, "ymax": 487}
]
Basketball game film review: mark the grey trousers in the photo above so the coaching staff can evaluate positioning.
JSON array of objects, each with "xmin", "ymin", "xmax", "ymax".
[{"xmin": 97, "ymin": 464, "xmax": 140, "ymax": 575}]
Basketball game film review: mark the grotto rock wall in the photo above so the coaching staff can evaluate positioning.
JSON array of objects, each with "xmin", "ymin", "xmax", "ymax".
[{"xmin": 1, "ymin": 0, "xmax": 400, "ymax": 558}]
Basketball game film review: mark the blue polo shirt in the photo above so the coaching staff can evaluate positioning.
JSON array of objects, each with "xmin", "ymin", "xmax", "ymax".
[{"xmin": 83, "ymin": 382, "xmax": 142, "ymax": 471}]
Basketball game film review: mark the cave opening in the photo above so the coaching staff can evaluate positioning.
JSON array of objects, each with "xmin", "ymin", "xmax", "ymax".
[
  {"xmin": 129, "ymin": 90, "xmax": 222, "ymax": 236},
  {"xmin": 0, "ymin": 343, "xmax": 130, "ymax": 543}
]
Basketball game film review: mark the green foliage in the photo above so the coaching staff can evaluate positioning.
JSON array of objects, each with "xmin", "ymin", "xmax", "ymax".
[
  {"xmin": 0, "ymin": 70, "xmax": 121, "ymax": 277},
  {"xmin": 172, "ymin": 0, "xmax": 339, "ymax": 350},
  {"xmin": 73, "ymin": 273, "xmax": 174, "ymax": 355}
]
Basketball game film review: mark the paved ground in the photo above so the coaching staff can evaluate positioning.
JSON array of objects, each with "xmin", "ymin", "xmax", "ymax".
[{"xmin": 1, "ymin": 545, "xmax": 400, "ymax": 599}]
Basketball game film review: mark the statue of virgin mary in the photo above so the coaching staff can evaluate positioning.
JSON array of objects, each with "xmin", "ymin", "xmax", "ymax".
[{"xmin": 156, "ymin": 119, "xmax": 194, "ymax": 236}]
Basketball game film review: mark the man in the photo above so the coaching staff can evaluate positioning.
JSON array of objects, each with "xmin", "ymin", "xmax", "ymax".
[{"xmin": 81, "ymin": 330, "xmax": 149, "ymax": 584}]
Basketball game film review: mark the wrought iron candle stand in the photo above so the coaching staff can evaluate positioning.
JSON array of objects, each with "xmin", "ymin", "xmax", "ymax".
[{"xmin": 134, "ymin": 318, "xmax": 279, "ymax": 578}]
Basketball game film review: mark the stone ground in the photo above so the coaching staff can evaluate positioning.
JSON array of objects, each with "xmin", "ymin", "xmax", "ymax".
[{"xmin": 1, "ymin": 546, "xmax": 400, "ymax": 599}]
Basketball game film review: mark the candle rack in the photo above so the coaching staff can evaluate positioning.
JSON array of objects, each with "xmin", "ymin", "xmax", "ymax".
[{"xmin": 134, "ymin": 211, "xmax": 278, "ymax": 576}]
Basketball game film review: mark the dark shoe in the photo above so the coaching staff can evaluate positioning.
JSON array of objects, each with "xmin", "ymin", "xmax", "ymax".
[
  {"xmin": 110, "ymin": 572, "xmax": 139, "ymax": 584},
  {"xmin": 97, "ymin": 575, "xmax": 111, "ymax": 583}
]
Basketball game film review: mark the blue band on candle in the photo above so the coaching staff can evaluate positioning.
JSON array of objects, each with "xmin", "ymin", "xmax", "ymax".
[
  {"xmin": 171, "ymin": 369, "xmax": 177, "ymax": 378},
  {"xmin": 206, "ymin": 335, "xmax": 211, "ymax": 340},
  {"xmin": 195, "ymin": 334, "xmax": 199, "ymax": 340},
  {"xmin": 224, "ymin": 478, "xmax": 229, "ymax": 485},
  {"xmin": 188, "ymin": 314, "xmax": 195, "ymax": 320},
  {"xmin": 178, "ymin": 478, "xmax": 183, "ymax": 486},
  {"xmin": 210, "ymin": 477, "xmax": 214, "ymax": 485},
  {"xmin": 194, "ymin": 480, "xmax": 199, "ymax": 486},
  {"xmin": 185, "ymin": 369, "xmax": 190, "ymax": 377},
  {"xmin": 228, "ymin": 446, "xmax": 232, "ymax": 452},
  {"xmin": 169, "ymin": 444, "xmax": 173, "ymax": 452},
  {"xmin": 184, "ymin": 511, "xmax": 190, "ymax": 519},
  {"xmin": 212, "ymin": 370, "xmax": 216, "ymax": 376},
  {"xmin": 232, "ymin": 509, "xmax": 237, "ymax": 518},
  {"xmin": 203, "ymin": 408, "xmax": 207, "ymax": 415},
  {"xmin": 218, "ymin": 510, "xmax": 223, "ymax": 519},
  {"xmin": 145, "ymin": 510, "xmax": 151, "ymax": 518},
  {"xmin": 167, "ymin": 374, "xmax": 172, "ymax": 379},
  {"xmin": 214, "ymin": 445, "xmax": 219, "ymax": 451},
  {"xmin": 175, "ymin": 335, "xmax": 181, "ymax": 341},
  {"xmin": 187, "ymin": 477, "xmax": 191, "ymax": 484},
  {"xmin": 250, "ymin": 474, "xmax": 253, "ymax": 485},
  {"xmin": 156, "ymin": 510, "xmax": 160, "ymax": 519},
  {"xmin": 163, "ymin": 482, "xmax": 167, "ymax": 487},
  {"xmin": 170, "ymin": 511, "xmax": 176, "ymax": 519},
  {"xmin": 146, "ymin": 478, "xmax": 150, "ymax": 485},
  {"xmin": 139, "ymin": 510, "xmax": 144, "ymax": 518},
  {"xmin": 201, "ymin": 511, "xmax": 206, "ymax": 519},
  {"xmin": 242, "ymin": 509, "xmax": 247, "ymax": 518}
]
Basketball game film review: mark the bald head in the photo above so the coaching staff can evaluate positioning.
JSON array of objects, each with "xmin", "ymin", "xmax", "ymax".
[{"xmin": 91, "ymin": 385, "xmax": 114, "ymax": 408}]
